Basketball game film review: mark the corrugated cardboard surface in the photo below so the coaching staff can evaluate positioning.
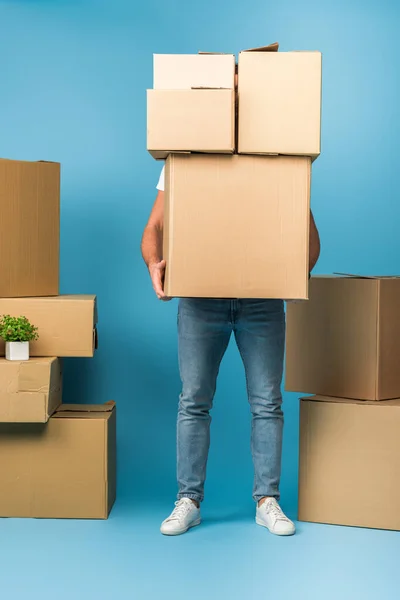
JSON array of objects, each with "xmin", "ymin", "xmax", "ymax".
[
  {"xmin": 0, "ymin": 402, "xmax": 116, "ymax": 519},
  {"xmin": 0, "ymin": 357, "xmax": 62, "ymax": 423},
  {"xmin": 147, "ymin": 89, "xmax": 235, "ymax": 159},
  {"xmin": 299, "ymin": 396, "xmax": 400, "ymax": 531},
  {"xmin": 238, "ymin": 52, "xmax": 322, "ymax": 157},
  {"xmin": 164, "ymin": 154, "xmax": 310, "ymax": 299},
  {"xmin": 0, "ymin": 159, "xmax": 60, "ymax": 297},
  {"xmin": 0, "ymin": 295, "xmax": 97, "ymax": 358},
  {"xmin": 285, "ymin": 276, "xmax": 400, "ymax": 400},
  {"xmin": 153, "ymin": 54, "xmax": 235, "ymax": 89},
  {"xmin": 377, "ymin": 279, "xmax": 400, "ymax": 399}
]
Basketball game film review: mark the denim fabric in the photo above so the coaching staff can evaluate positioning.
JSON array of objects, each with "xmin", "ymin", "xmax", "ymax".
[{"xmin": 177, "ymin": 298, "xmax": 285, "ymax": 503}]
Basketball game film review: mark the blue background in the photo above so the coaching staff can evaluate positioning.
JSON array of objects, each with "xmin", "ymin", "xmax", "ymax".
[{"xmin": 0, "ymin": 0, "xmax": 400, "ymax": 598}]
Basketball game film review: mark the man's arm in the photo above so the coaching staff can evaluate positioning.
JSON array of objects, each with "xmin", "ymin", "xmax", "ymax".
[
  {"xmin": 141, "ymin": 190, "xmax": 169, "ymax": 300},
  {"xmin": 309, "ymin": 210, "xmax": 320, "ymax": 273}
]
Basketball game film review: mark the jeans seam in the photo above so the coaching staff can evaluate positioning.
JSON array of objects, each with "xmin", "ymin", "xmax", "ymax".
[{"xmin": 177, "ymin": 493, "xmax": 203, "ymax": 502}]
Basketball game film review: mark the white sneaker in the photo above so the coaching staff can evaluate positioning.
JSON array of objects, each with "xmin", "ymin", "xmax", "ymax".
[
  {"xmin": 160, "ymin": 498, "xmax": 201, "ymax": 536},
  {"xmin": 256, "ymin": 498, "xmax": 296, "ymax": 536}
]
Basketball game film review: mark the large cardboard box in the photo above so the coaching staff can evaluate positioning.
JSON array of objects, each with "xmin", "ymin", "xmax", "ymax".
[
  {"xmin": 147, "ymin": 89, "xmax": 235, "ymax": 159},
  {"xmin": 164, "ymin": 154, "xmax": 311, "ymax": 299},
  {"xmin": 0, "ymin": 158, "xmax": 60, "ymax": 297},
  {"xmin": 0, "ymin": 295, "xmax": 97, "ymax": 358},
  {"xmin": 299, "ymin": 395, "xmax": 400, "ymax": 531},
  {"xmin": 238, "ymin": 51, "xmax": 322, "ymax": 158},
  {"xmin": 153, "ymin": 53, "xmax": 235, "ymax": 90},
  {"xmin": 0, "ymin": 357, "xmax": 62, "ymax": 423},
  {"xmin": 0, "ymin": 401, "xmax": 116, "ymax": 519},
  {"xmin": 285, "ymin": 276, "xmax": 400, "ymax": 400}
]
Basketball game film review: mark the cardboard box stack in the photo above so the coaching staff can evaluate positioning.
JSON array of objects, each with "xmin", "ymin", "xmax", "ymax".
[
  {"xmin": 286, "ymin": 275, "xmax": 400, "ymax": 531},
  {"xmin": 0, "ymin": 158, "xmax": 116, "ymax": 519},
  {"xmin": 147, "ymin": 42, "xmax": 322, "ymax": 300}
]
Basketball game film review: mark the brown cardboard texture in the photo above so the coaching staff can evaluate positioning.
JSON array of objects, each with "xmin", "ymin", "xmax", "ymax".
[
  {"xmin": 299, "ymin": 395, "xmax": 400, "ymax": 531},
  {"xmin": 164, "ymin": 154, "xmax": 311, "ymax": 299},
  {"xmin": 238, "ymin": 51, "xmax": 321, "ymax": 158},
  {"xmin": 285, "ymin": 276, "xmax": 400, "ymax": 400},
  {"xmin": 153, "ymin": 54, "xmax": 235, "ymax": 89},
  {"xmin": 0, "ymin": 295, "xmax": 97, "ymax": 358},
  {"xmin": 0, "ymin": 357, "xmax": 61, "ymax": 423},
  {"xmin": 0, "ymin": 401, "xmax": 116, "ymax": 519},
  {"xmin": 0, "ymin": 158, "xmax": 60, "ymax": 297},
  {"xmin": 147, "ymin": 89, "xmax": 235, "ymax": 159}
]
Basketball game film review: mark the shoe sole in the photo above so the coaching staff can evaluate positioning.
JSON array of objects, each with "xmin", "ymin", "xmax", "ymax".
[
  {"xmin": 255, "ymin": 517, "xmax": 296, "ymax": 536},
  {"xmin": 160, "ymin": 517, "xmax": 201, "ymax": 536}
]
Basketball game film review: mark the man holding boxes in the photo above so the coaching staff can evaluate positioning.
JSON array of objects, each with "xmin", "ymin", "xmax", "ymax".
[{"xmin": 143, "ymin": 43, "xmax": 322, "ymax": 535}]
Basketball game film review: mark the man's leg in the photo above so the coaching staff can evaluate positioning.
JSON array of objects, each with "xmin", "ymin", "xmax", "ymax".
[
  {"xmin": 234, "ymin": 299, "xmax": 294, "ymax": 535},
  {"xmin": 177, "ymin": 298, "xmax": 232, "ymax": 504},
  {"xmin": 234, "ymin": 299, "xmax": 285, "ymax": 502}
]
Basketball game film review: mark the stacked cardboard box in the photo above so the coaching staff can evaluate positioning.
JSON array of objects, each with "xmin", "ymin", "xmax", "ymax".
[
  {"xmin": 0, "ymin": 158, "xmax": 116, "ymax": 519},
  {"xmin": 146, "ymin": 42, "xmax": 322, "ymax": 300},
  {"xmin": 286, "ymin": 275, "xmax": 400, "ymax": 531}
]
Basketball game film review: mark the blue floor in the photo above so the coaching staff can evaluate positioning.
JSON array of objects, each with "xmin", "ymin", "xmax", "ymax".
[{"xmin": 1, "ymin": 497, "xmax": 398, "ymax": 600}]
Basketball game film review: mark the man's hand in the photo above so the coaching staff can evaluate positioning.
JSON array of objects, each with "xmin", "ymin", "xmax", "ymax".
[{"xmin": 149, "ymin": 260, "xmax": 170, "ymax": 301}]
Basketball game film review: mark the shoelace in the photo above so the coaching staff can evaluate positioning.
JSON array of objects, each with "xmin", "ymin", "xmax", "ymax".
[
  {"xmin": 166, "ymin": 500, "xmax": 192, "ymax": 522},
  {"xmin": 265, "ymin": 500, "xmax": 290, "ymax": 523}
]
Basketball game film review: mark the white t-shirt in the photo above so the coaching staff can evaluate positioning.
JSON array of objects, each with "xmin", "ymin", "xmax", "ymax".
[{"xmin": 156, "ymin": 166, "xmax": 165, "ymax": 192}]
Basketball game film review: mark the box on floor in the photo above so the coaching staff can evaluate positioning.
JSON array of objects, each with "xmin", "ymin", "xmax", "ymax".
[
  {"xmin": 0, "ymin": 357, "xmax": 61, "ymax": 423},
  {"xmin": 0, "ymin": 295, "xmax": 98, "ymax": 358},
  {"xmin": 299, "ymin": 395, "xmax": 400, "ymax": 531},
  {"xmin": 0, "ymin": 158, "xmax": 60, "ymax": 298},
  {"xmin": 285, "ymin": 275, "xmax": 400, "ymax": 400},
  {"xmin": 0, "ymin": 402, "xmax": 116, "ymax": 519},
  {"xmin": 163, "ymin": 153, "xmax": 311, "ymax": 300}
]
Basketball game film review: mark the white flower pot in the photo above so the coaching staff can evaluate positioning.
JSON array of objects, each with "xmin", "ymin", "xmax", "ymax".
[{"xmin": 5, "ymin": 341, "xmax": 29, "ymax": 361}]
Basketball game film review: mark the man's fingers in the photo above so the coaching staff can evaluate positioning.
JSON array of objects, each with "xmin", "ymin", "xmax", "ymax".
[
  {"xmin": 149, "ymin": 261, "xmax": 168, "ymax": 300},
  {"xmin": 151, "ymin": 270, "xmax": 166, "ymax": 298}
]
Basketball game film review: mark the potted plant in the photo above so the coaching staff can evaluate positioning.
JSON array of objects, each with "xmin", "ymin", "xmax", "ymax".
[{"xmin": 0, "ymin": 315, "xmax": 39, "ymax": 361}]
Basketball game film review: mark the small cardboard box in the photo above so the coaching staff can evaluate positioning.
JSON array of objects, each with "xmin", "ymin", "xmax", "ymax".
[
  {"xmin": 0, "ymin": 357, "xmax": 62, "ymax": 423},
  {"xmin": 164, "ymin": 153, "xmax": 311, "ymax": 299},
  {"xmin": 299, "ymin": 395, "xmax": 400, "ymax": 531},
  {"xmin": 285, "ymin": 275, "xmax": 400, "ymax": 400},
  {"xmin": 238, "ymin": 51, "xmax": 322, "ymax": 158},
  {"xmin": 153, "ymin": 53, "xmax": 235, "ymax": 90},
  {"xmin": 0, "ymin": 295, "xmax": 98, "ymax": 358},
  {"xmin": 0, "ymin": 158, "xmax": 60, "ymax": 297},
  {"xmin": 147, "ymin": 89, "xmax": 235, "ymax": 159},
  {"xmin": 0, "ymin": 401, "xmax": 116, "ymax": 519}
]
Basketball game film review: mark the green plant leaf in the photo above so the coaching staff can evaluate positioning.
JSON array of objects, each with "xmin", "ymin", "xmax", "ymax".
[{"xmin": 0, "ymin": 314, "xmax": 39, "ymax": 342}]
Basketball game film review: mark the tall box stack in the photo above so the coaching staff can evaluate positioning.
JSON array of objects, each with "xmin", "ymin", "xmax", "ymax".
[
  {"xmin": 147, "ymin": 43, "xmax": 322, "ymax": 300},
  {"xmin": 286, "ymin": 275, "xmax": 400, "ymax": 531},
  {"xmin": 0, "ymin": 158, "xmax": 116, "ymax": 519}
]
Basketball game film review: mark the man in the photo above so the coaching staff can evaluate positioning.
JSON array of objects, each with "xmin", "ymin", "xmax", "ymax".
[{"xmin": 141, "ymin": 164, "xmax": 321, "ymax": 536}]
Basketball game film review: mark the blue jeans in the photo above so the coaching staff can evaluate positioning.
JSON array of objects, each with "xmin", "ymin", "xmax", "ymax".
[{"xmin": 177, "ymin": 298, "xmax": 285, "ymax": 503}]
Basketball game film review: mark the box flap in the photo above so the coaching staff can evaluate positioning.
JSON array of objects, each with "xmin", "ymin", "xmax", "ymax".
[
  {"xmin": 0, "ymin": 158, "xmax": 59, "ymax": 165},
  {"xmin": 334, "ymin": 273, "xmax": 400, "ymax": 280},
  {"xmin": 241, "ymin": 42, "xmax": 279, "ymax": 53},
  {"xmin": 300, "ymin": 394, "xmax": 400, "ymax": 407},
  {"xmin": 54, "ymin": 401, "xmax": 116, "ymax": 415},
  {"xmin": 191, "ymin": 86, "xmax": 229, "ymax": 90},
  {"xmin": 198, "ymin": 52, "xmax": 235, "ymax": 56}
]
